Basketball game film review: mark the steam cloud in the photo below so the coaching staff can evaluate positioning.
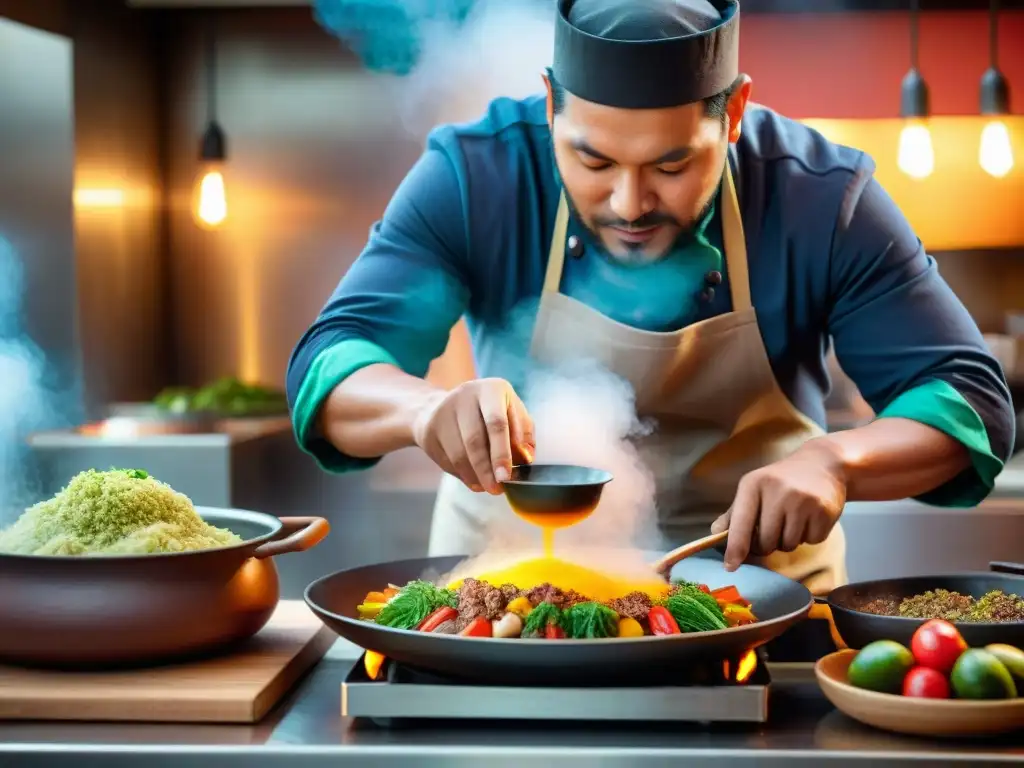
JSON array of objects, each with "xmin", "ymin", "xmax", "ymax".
[
  {"xmin": 395, "ymin": 0, "xmax": 556, "ymax": 137},
  {"xmin": 0, "ymin": 236, "xmax": 70, "ymax": 525}
]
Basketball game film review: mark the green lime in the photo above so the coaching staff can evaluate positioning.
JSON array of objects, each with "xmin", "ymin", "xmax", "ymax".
[
  {"xmin": 984, "ymin": 644, "xmax": 1024, "ymax": 686},
  {"xmin": 847, "ymin": 640, "xmax": 915, "ymax": 694},
  {"xmin": 950, "ymin": 649, "xmax": 1017, "ymax": 700}
]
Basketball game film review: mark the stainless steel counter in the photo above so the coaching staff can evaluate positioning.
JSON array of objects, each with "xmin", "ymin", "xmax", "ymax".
[{"xmin": 0, "ymin": 646, "xmax": 1021, "ymax": 767}]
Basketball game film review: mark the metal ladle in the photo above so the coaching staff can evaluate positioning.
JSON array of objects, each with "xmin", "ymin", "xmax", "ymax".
[{"xmin": 500, "ymin": 463, "xmax": 730, "ymax": 577}]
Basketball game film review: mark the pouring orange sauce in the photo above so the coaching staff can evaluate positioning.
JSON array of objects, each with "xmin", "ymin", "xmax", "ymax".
[{"xmin": 451, "ymin": 495, "xmax": 668, "ymax": 602}]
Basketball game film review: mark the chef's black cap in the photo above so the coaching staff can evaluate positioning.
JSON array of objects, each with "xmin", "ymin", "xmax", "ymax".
[{"xmin": 552, "ymin": 0, "xmax": 740, "ymax": 109}]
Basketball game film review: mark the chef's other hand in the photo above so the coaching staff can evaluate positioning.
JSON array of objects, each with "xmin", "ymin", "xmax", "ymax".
[
  {"xmin": 710, "ymin": 442, "xmax": 847, "ymax": 571},
  {"xmin": 411, "ymin": 378, "xmax": 535, "ymax": 495}
]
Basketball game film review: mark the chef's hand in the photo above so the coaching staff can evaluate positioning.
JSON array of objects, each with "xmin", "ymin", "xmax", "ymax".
[
  {"xmin": 710, "ymin": 441, "xmax": 847, "ymax": 571},
  {"xmin": 411, "ymin": 378, "xmax": 535, "ymax": 495}
]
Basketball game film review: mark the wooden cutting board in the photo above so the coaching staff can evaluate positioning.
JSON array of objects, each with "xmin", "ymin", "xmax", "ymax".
[{"xmin": 0, "ymin": 600, "xmax": 336, "ymax": 723}]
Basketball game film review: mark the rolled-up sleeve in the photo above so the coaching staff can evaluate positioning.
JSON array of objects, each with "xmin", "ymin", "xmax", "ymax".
[
  {"xmin": 827, "ymin": 165, "xmax": 1015, "ymax": 506},
  {"xmin": 286, "ymin": 143, "xmax": 471, "ymax": 473}
]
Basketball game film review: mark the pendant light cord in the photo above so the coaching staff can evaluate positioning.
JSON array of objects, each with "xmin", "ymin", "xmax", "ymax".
[
  {"xmin": 206, "ymin": 19, "xmax": 218, "ymax": 124},
  {"xmin": 909, "ymin": 0, "xmax": 919, "ymax": 70},
  {"xmin": 989, "ymin": 0, "xmax": 999, "ymax": 69}
]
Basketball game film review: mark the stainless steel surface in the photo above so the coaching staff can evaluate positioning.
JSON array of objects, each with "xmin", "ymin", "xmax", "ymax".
[
  {"xmin": 0, "ymin": 653, "xmax": 1021, "ymax": 766},
  {"xmin": 342, "ymin": 659, "xmax": 770, "ymax": 723}
]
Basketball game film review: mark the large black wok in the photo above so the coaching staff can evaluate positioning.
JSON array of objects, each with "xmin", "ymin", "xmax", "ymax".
[
  {"xmin": 817, "ymin": 561, "xmax": 1024, "ymax": 649},
  {"xmin": 305, "ymin": 554, "xmax": 813, "ymax": 685}
]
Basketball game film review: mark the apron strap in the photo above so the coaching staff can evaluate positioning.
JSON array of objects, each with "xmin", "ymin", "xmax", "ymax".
[
  {"xmin": 543, "ymin": 162, "xmax": 751, "ymax": 313},
  {"xmin": 543, "ymin": 194, "xmax": 571, "ymax": 295},
  {"xmin": 720, "ymin": 160, "xmax": 751, "ymax": 312}
]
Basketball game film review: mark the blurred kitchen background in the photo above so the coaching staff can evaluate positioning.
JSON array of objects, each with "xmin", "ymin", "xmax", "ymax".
[{"xmin": 0, "ymin": 0, "xmax": 1022, "ymax": 594}]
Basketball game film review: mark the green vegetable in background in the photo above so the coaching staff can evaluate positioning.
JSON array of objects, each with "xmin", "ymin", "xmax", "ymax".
[
  {"xmin": 154, "ymin": 376, "xmax": 288, "ymax": 416},
  {"xmin": 523, "ymin": 601, "xmax": 563, "ymax": 638},
  {"xmin": 374, "ymin": 580, "xmax": 458, "ymax": 630},
  {"xmin": 664, "ymin": 592, "xmax": 728, "ymax": 632},
  {"xmin": 562, "ymin": 602, "xmax": 619, "ymax": 639}
]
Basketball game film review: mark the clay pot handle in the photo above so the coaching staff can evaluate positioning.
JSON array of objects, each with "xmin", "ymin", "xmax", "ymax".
[
  {"xmin": 253, "ymin": 516, "xmax": 330, "ymax": 559},
  {"xmin": 650, "ymin": 530, "xmax": 730, "ymax": 577}
]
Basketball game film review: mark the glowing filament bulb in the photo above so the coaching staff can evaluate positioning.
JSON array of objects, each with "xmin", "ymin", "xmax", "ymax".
[
  {"xmin": 979, "ymin": 120, "xmax": 1014, "ymax": 178},
  {"xmin": 897, "ymin": 121, "xmax": 935, "ymax": 179},
  {"xmin": 194, "ymin": 166, "xmax": 227, "ymax": 228}
]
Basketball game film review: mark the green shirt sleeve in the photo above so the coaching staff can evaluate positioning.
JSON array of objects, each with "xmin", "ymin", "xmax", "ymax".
[
  {"xmin": 291, "ymin": 339, "xmax": 399, "ymax": 474},
  {"xmin": 878, "ymin": 378, "xmax": 1005, "ymax": 507}
]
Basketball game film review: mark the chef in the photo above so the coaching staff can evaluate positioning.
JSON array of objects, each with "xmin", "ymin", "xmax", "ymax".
[{"xmin": 287, "ymin": 0, "xmax": 1014, "ymax": 593}]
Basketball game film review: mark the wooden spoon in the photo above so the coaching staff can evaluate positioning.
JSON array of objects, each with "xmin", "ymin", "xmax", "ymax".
[{"xmin": 649, "ymin": 530, "xmax": 730, "ymax": 578}]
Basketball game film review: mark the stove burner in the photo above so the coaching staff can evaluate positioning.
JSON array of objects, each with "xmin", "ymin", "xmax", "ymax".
[{"xmin": 342, "ymin": 649, "xmax": 771, "ymax": 726}]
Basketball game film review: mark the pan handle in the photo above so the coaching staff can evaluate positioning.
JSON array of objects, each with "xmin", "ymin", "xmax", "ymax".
[
  {"xmin": 651, "ymin": 530, "xmax": 729, "ymax": 576},
  {"xmin": 807, "ymin": 596, "xmax": 848, "ymax": 650},
  {"xmin": 990, "ymin": 561, "xmax": 1024, "ymax": 576},
  {"xmin": 253, "ymin": 516, "xmax": 331, "ymax": 559}
]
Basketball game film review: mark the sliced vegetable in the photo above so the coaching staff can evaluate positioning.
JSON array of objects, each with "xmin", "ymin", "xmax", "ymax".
[
  {"xmin": 617, "ymin": 617, "xmax": 644, "ymax": 638},
  {"xmin": 664, "ymin": 592, "xmax": 728, "ymax": 632},
  {"xmin": 364, "ymin": 650, "xmax": 387, "ymax": 680},
  {"xmin": 357, "ymin": 602, "xmax": 386, "ymax": 619},
  {"xmin": 545, "ymin": 624, "xmax": 565, "ymax": 639},
  {"xmin": 722, "ymin": 604, "xmax": 757, "ymax": 626},
  {"xmin": 364, "ymin": 591, "xmax": 388, "ymax": 604},
  {"xmin": 492, "ymin": 612, "xmax": 524, "ymax": 638},
  {"xmin": 459, "ymin": 616, "xmax": 493, "ymax": 637},
  {"xmin": 506, "ymin": 596, "xmax": 532, "ymax": 618},
  {"xmin": 417, "ymin": 606, "xmax": 458, "ymax": 632},
  {"xmin": 711, "ymin": 585, "xmax": 750, "ymax": 607},
  {"xmin": 523, "ymin": 601, "xmax": 563, "ymax": 638},
  {"xmin": 648, "ymin": 605, "xmax": 681, "ymax": 635},
  {"xmin": 562, "ymin": 602, "xmax": 619, "ymax": 639},
  {"xmin": 374, "ymin": 580, "xmax": 458, "ymax": 630}
]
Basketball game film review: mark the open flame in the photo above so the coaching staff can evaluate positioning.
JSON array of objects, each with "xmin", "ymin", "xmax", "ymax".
[{"xmin": 723, "ymin": 649, "xmax": 759, "ymax": 684}]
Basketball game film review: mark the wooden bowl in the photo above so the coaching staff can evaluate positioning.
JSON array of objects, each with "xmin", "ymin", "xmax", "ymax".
[{"xmin": 815, "ymin": 649, "xmax": 1024, "ymax": 738}]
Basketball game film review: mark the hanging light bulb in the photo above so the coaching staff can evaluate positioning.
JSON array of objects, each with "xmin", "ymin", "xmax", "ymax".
[
  {"xmin": 897, "ymin": 0, "xmax": 933, "ymax": 179},
  {"xmin": 898, "ymin": 118, "xmax": 935, "ymax": 179},
  {"xmin": 193, "ymin": 122, "xmax": 228, "ymax": 228},
  {"xmin": 978, "ymin": 1, "xmax": 1013, "ymax": 178},
  {"xmin": 192, "ymin": 22, "xmax": 229, "ymax": 230}
]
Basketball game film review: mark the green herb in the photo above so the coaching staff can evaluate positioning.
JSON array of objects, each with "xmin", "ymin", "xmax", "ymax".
[
  {"xmin": 374, "ymin": 580, "xmax": 458, "ymax": 630},
  {"xmin": 522, "ymin": 601, "xmax": 562, "ymax": 637},
  {"xmin": 664, "ymin": 592, "xmax": 728, "ymax": 633},
  {"xmin": 120, "ymin": 469, "xmax": 149, "ymax": 480},
  {"xmin": 562, "ymin": 602, "xmax": 619, "ymax": 639},
  {"xmin": 674, "ymin": 583, "xmax": 725, "ymax": 617}
]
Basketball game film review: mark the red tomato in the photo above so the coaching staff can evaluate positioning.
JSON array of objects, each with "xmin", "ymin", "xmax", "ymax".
[
  {"xmin": 902, "ymin": 665, "xmax": 951, "ymax": 698},
  {"xmin": 910, "ymin": 619, "xmax": 967, "ymax": 674}
]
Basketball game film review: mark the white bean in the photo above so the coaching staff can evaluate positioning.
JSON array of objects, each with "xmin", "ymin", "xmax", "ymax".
[{"xmin": 491, "ymin": 612, "xmax": 523, "ymax": 638}]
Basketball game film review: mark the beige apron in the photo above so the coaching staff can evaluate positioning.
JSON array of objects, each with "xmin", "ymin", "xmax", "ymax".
[{"xmin": 428, "ymin": 162, "xmax": 847, "ymax": 594}]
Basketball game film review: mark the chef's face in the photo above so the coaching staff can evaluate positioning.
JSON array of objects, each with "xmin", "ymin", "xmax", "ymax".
[{"xmin": 546, "ymin": 75, "xmax": 752, "ymax": 264}]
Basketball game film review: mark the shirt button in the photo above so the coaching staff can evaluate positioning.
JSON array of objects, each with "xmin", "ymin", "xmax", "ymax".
[
  {"xmin": 705, "ymin": 270, "xmax": 723, "ymax": 286},
  {"xmin": 567, "ymin": 235, "xmax": 584, "ymax": 259},
  {"xmin": 698, "ymin": 287, "xmax": 715, "ymax": 303}
]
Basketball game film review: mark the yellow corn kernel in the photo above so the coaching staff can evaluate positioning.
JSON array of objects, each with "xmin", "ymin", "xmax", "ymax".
[
  {"xmin": 617, "ymin": 617, "xmax": 644, "ymax": 638},
  {"xmin": 506, "ymin": 596, "xmax": 532, "ymax": 618}
]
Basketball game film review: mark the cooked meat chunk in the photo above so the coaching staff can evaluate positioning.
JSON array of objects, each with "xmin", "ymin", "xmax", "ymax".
[
  {"xmin": 608, "ymin": 591, "xmax": 652, "ymax": 621},
  {"xmin": 457, "ymin": 577, "xmax": 509, "ymax": 621}
]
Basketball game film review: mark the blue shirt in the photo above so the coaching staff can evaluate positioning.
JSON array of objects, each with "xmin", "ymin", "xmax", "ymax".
[{"xmin": 287, "ymin": 95, "xmax": 1015, "ymax": 506}]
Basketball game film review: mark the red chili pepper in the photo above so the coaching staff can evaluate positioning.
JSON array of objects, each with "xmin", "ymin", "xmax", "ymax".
[
  {"xmin": 648, "ymin": 605, "xmax": 681, "ymax": 635},
  {"xmin": 544, "ymin": 623, "xmax": 565, "ymax": 639},
  {"xmin": 459, "ymin": 616, "xmax": 493, "ymax": 637},
  {"xmin": 698, "ymin": 584, "xmax": 711, "ymax": 594},
  {"xmin": 417, "ymin": 606, "xmax": 458, "ymax": 632}
]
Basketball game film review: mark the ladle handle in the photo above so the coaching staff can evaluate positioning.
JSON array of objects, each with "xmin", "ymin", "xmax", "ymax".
[{"xmin": 651, "ymin": 530, "xmax": 730, "ymax": 577}]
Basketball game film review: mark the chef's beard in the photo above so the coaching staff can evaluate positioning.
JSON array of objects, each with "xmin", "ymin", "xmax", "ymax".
[{"xmin": 557, "ymin": 165, "xmax": 723, "ymax": 266}]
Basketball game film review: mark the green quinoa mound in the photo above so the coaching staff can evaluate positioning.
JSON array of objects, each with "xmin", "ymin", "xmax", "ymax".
[{"xmin": 0, "ymin": 468, "xmax": 242, "ymax": 556}]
